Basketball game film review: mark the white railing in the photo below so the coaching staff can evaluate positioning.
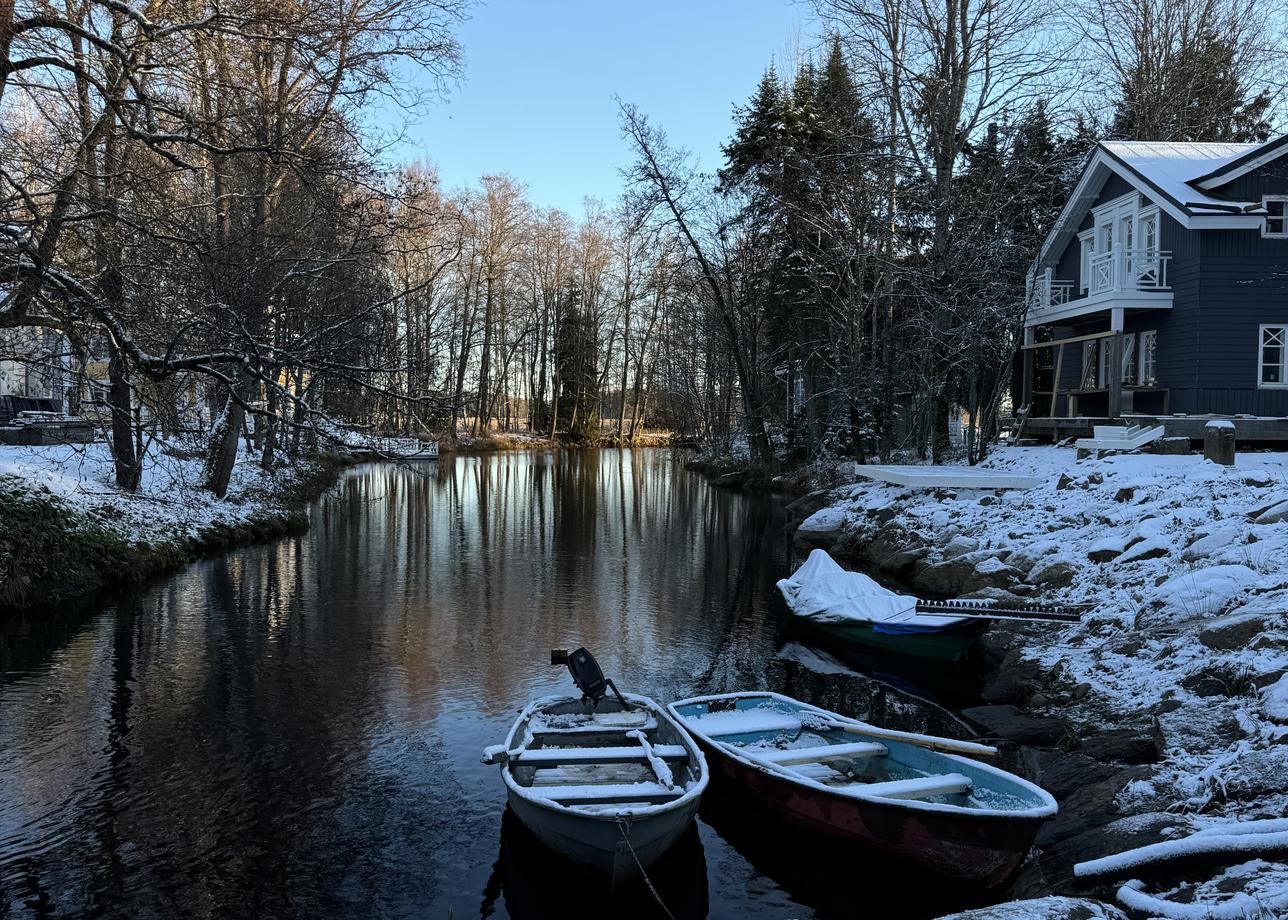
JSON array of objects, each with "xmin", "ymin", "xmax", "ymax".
[{"xmin": 1089, "ymin": 249, "xmax": 1170, "ymax": 295}]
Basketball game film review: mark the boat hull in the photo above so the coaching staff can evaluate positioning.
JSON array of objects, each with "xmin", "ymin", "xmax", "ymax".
[
  {"xmin": 694, "ymin": 734, "xmax": 1037, "ymax": 887},
  {"xmin": 507, "ymin": 787, "xmax": 701, "ymax": 885},
  {"xmin": 802, "ymin": 618, "xmax": 982, "ymax": 663},
  {"xmin": 496, "ymin": 693, "xmax": 708, "ymax": 887}
]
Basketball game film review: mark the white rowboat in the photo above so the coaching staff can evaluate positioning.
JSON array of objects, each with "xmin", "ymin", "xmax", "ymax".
[{"xmin": 484, "ymin": 693, "xmax": 708, "ymax": 887}]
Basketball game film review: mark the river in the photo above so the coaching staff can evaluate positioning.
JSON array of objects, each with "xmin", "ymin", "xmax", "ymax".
[{"xmin": 1, "ymin": 449, "xmax": 991, "ymax": 919}]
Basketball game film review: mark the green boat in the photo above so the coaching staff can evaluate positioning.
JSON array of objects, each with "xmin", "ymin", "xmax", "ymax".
[
  {"xmin": 779, "ymin": 550, "xmax": 981, "ymax": 663},
  {"xmin": 798, "ymin": 616, "xmax": 984, "ymax": 663}
]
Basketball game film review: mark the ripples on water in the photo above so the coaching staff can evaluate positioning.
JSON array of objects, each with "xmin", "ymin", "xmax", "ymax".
[{"xmin": 0, "ymin": 449, "xmax": 989, "ymax": 918}]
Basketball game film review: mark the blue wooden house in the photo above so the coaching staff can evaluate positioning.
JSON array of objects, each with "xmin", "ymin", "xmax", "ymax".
[{"xmin": 1020, "ymin": 134, "xmax": 1288, "ymax": 440}]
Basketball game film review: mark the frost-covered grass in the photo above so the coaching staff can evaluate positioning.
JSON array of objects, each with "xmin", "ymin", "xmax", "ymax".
[{"xmin": 0, "ymin": 438, "xmax": 341, "ymax": 608}]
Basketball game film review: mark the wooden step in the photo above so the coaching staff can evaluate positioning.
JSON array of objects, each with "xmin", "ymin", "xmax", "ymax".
[
  {"xmin": 512, "ymin": 744, "xmax": 688, "ymax": 767},
  {"xmin": 851, "ymin": 773, "xmax": 972, "ymax": 801},
  {"xmin": 758, "ymin": 742, "xmax": 887, "ymax": 766},
  {"xmin": 533, "ymin": 781, "xmax": 683, "ymax": 806}
]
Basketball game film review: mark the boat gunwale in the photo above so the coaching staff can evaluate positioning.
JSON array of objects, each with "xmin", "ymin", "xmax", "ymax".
[
  {"xmin": 668, "ymin": 691, "xmax": 1056, "ymax": 821},
  {"xmin": 499, "ymin": 693, "xmax": 709, "ymax": 821}
]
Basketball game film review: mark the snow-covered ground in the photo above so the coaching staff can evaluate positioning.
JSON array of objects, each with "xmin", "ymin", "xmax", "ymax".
[
  {"xmin": 801, "ymin": 445, "xmax": 1288, "ymax": 918},
  {"xmin": 0, "ymin": 439, "xmax": 321, "ymax": 544}
]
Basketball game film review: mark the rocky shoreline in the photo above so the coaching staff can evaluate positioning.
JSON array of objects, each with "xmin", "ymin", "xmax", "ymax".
[{"xmin": 778, "ymin": 447, "xmax": 1288, "ymax": 918}]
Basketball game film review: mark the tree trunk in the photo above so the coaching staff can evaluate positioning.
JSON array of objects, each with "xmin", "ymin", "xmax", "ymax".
[{"xmin": 106, "ymin": 339, "xmax": 140, "ymax": 491}]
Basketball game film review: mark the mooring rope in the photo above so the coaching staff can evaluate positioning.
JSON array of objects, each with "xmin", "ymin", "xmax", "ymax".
[{"xmin": 615, "ymin": 816, "xmax": 677, "ymax": 920}]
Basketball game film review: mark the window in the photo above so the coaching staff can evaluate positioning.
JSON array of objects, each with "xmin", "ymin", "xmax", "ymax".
[
  {"xmin": 1265, "ymin": 198, "xmax": 1287, "ymax": 239},
  {"xmin": 1139, "ymin": 330, "xmax": 1157, "ymax": 386},
  {"xmin": 1081, "ymin": 341, "xmax": 1098, "ymax": 389},
  {"xmin": 1078, "ymin": 232, "xmax": 1094, "ymax": 293},
  {"xmin": 1140, "ymin": 211, "xmax": 1159, "ymax": 254},
  {"xmin": 1121, "ymin": 333, "xmax": 1137, "ymax": 384},
  {"xmin": 1262, "ymin": 325, "xmax": 1288, "ymax": 387}
]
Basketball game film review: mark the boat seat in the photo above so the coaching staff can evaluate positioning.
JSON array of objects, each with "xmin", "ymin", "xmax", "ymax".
[
  {"xmin": 530, "ymin": 717, "xmax": 658, "ymax": 742},
  {"xmin": 692, "ymin": 710, "xmax": 802, "ymax": 738},
  {"xmin": 511, "ymin": 745, "xmax": 688, "ymax": 767},
  {"xmin": 852, "ymin": 773, "xmax": 972, "ymax": 801},
  {"xmin": 534, "ymin": 781, "xmax": 684, "ymax": 806},
  {"xmin": 758, "ymin": 742, "xmax": 887, "ymax": 766}
]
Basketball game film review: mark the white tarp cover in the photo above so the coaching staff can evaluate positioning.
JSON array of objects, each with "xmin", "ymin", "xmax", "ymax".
[{"xmin": 776, "ymin": 549, "xmax": 967, "ymax": 629}]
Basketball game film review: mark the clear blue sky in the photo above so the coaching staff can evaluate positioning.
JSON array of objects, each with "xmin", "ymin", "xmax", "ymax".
[{"xmin": 388, "ymin": 0, "xmax": 810, "ymax": 216}]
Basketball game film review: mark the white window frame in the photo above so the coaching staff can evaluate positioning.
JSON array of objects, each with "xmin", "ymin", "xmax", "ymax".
[
  {"xmin": 1260, "ymin": 324, "xmax": 1288, "ymax": 388},
  {"xmin": 1078, "ymin": 230, "xmax": 1095, "ymax": 293},
  {"xmin": 1139, "ymin": 330, "xmax": 1157, "ymax": 386},
  {"xmin": 1264, "ymin": 196, "xmax": 1288, "ymax": 239},
  {"xmin": 1139, "ymin": 208, "xmax": 1159, "ymax": 255}
]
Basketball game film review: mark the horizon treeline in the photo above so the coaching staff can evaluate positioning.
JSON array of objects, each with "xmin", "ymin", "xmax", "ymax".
[{"xmin": 2, "ymin": 0, "xmax": 1286, "ymax": 497}]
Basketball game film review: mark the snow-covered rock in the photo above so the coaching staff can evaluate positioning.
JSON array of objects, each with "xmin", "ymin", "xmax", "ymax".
[
  {"xmin": 1263, "ymin": 674, "xmax": 1288, "ymax": 725},
  {"xmin": 1138, "ymin": 565, "xmax": 1257, "ymax": 628}
]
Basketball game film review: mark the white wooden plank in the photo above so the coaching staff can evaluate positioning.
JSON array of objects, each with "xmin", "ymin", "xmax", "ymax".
[
  {"xmin": 533, "ymin": 781, "xmax": 682, "ymax": 805},
  {"xmin": 851, "ymin": 772, "xmax": 973, "ymax": 801},
  {"xmin": 511, "ymin": 745, "xmax": 688, "ymax": 767},
  {"xmin": 758, "ymin": 742, "xmax": 887, "ymax": 766},
  {"xmin": 853, "ymin": 465, "xmax": 1043, "ymax": 490}
]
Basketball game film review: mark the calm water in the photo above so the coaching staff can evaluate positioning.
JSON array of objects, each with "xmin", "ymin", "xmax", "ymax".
[{"xmin": 0, "ymin": 449, "xmax": 991, "ymax": 919}]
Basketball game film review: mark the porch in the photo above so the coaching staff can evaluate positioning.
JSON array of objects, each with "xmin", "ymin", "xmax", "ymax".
[{"xmin": 1012, "ymin": 414, "xmax": 1288, "ymax": 445}]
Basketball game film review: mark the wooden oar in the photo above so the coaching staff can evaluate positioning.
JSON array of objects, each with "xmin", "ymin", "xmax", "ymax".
[
  {"xmin": 912, "ymin": 598, "xmax": 1093, "ymax": 624},
  {"xmin": 801, "ymin": 714, "xmax": 999, "ymax": 758}
]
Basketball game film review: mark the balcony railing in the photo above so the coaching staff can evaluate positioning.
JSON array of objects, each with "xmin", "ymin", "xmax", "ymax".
[
  {"xmin": 1088, "ymin": 248, "xmax": 1170, "ymax": 295},
  {"xmin": 1031, "ymin": 249, "xmax": 1172, "ymax": 322}
]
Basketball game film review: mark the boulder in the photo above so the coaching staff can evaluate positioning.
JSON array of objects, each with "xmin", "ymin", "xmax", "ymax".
[
  {"xmin": 795, "ymin": 506, "xmax": 847, "ymax": 544},
  {"xmin": 1255, "ymin": 499, "xmax": 1288, "ymax": 525},
  {"xmin": 784, "ymin": 489, "xmax": 832, "ymax": 525},
  {"xmin": 962, "ymin": 559, "xmax": 1023, "ymax": 594},
  {"xmin": 1077, "ymin": 729, "xmax": 1159, "ymax": 765},
  {"xmin": 911, "ymin": 556, "xmax": 977, "ymax": 597},
  {"xmin": 1037, "ymin": 812, "xmax": 1183, "ymax": 890},
  {"xmin": 980, "ymin": 650, "xmax": 1046, "ymax": 705},
  {"xmin": 1198, "ymin": 612, "xmax": 1266, "ymax": 651},
  {"xmin": 1034, "ymin": 767, "xmax": 1152, "ymax": 848},
  {"xmin": 1153, "ymin": 436, "xmax": 1191, "ymax": 455},
  {"xmin": 1029, "ymin": 559, "xmax": 1078, "ymax": 590},
  {"xmin": 942, "ymin": 534, "xmax": 981, "ymax": 559},
  {"xmin": 1032, "ymin": 750, "xmax": 1119, "ymax": 799},
  {"xmin": 1113, "ymin": 486, "xmax": 1136, "ymax": 503},
  {"xmin": 961, "ymin": 704, "xmax": 1067, "ymax": 746}
]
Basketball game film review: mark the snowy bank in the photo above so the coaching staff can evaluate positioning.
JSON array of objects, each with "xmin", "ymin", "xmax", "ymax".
[
  {"xmin": 0, "ymin": 440, "xmax": 347, "ymax": 610},
  {"xmin": 799, "ymin": 446, "xmax": 1288, "ymax": 907}
]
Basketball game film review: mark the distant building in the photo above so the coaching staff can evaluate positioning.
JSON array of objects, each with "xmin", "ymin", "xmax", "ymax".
[{"xmin": 1020, "ymin": 135, "xmax": 1288, "ymax": 440}]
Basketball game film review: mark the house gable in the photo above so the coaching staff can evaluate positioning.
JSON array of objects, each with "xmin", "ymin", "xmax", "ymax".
[
  {"xmin": 1037, "ymin": 143, "xmax": 1269, "ymax": 272},
  {"xmin": 1191, "ymin": 133, "xmax": 1288, "ymax": 191}
]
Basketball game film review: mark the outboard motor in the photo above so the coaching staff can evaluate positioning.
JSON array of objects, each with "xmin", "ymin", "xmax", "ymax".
[{"xmin": 551, "ymin": 647, "xmax": 631, "ymax": 710}]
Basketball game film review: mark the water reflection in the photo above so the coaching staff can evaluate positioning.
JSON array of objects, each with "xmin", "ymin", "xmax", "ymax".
[{"xmin": 0, "ymin": 449, "xmax": 991, "ymax": 919}]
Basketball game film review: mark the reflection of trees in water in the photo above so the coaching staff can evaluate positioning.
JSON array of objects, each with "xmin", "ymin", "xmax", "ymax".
[{"xmin": 1, "ymin": 450, "xmax": 794, "ymax": 917}]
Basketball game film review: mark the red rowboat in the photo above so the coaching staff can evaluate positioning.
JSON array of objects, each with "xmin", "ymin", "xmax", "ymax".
[{"xmin": 668, "ymin": 692, "xmax": 1057, "ymax": 888}]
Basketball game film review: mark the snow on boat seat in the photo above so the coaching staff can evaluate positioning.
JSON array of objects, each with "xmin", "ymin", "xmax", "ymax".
[
  {"xmin": 530, "ymin": 717, "xmax": 658, "ymax": 741},
  {"xmin": 510, "ymin": 745, "xmax": 688, "ymax": 767},
  {"xmin": 535, "ymin": 782, "xmax": 685, "ymax": 806},
  {"xmin": 758, "ymin": 742, "xmax": 887, "ymax": 766},
  {"xmin": 686, "ymin": 709, "xmax": 802, "ymax": 738},
  {"xmin": 851, "ymin": 773, "xmax": 972, "ymax": 801}
]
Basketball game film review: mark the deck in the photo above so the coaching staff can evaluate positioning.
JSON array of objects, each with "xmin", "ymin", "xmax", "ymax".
[{"xmin": 1016, "ymin": 415, "xmax": 1288, "ymax": 443}]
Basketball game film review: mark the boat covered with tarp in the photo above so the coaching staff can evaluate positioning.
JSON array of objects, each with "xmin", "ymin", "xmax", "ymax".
[{"xmin": 777, "ymin": 549, "xmax": 981, "ymax": 661}]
